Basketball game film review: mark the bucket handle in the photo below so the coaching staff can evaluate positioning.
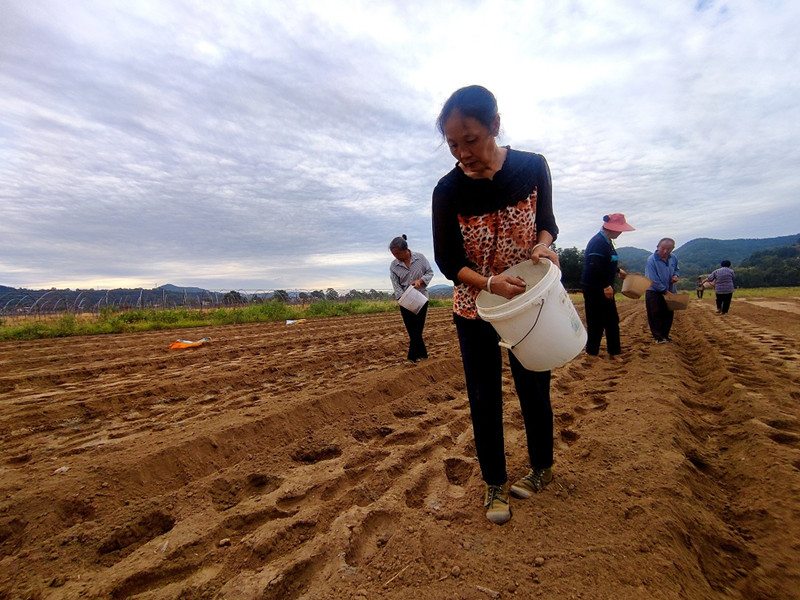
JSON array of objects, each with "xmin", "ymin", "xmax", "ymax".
[{"xmin": 497, "ymin": 298, "xmax": 545, "ymax": 351}]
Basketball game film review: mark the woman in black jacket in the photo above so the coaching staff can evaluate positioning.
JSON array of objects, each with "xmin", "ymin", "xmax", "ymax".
[
  {"xmin": 432, "ymin": 85, "xmax": 560, "ymax": 525},
  {"xmin": 580, "ymin": 213, "xmax": 635, "ymax": 359}
]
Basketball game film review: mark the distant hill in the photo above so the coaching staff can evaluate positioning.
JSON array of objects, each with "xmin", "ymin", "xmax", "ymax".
[
  {"xmin": 158, "ymin": 284, "xmax": 210, "ymax": 294},
  {"xmin": 675, "ymin": 233, "xmax": 800, "ymax": 274},
  {"xmin": 616, "ymin": 247, "xmax": 652, "ymax": 275},
  {"xmin": 615, "ymin": 234, "xmax": 799, "ymax": 289},
  {"xmin": 428, "ymin": 284, "xmax": 453, "ymax": 299},
  {"xmin": 673, "ymin": 234, "xmax": 799, "ymax": 277}
]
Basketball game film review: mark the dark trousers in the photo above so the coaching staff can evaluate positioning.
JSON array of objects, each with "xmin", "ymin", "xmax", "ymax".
[
  {"xmin": 454, "ymin": 314, "xmax": 553, "ymax": 486},
  {"xmin": 582, "ymin": 289, "xmax": 621, "ymax": 355},
  {"xmin": 696, "ymin": 288, "xmax": 704, "ymax": 299},
  {"xmin": 400, "ymin": 304, "xmax": 428, "ymax": 361},
  {"xmin": 716, "ymin": 293, "xmax": 733, "ymax": 314},
  {"xmin": 645, "ymin": 290, "xmax": 674, "ymax": 341}
]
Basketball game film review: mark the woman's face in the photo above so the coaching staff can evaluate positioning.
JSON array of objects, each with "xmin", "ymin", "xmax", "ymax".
[
  {"xmin": 442, "ymin": 110, "xmax": 499, "ymax": 174},
  {"xmin": 391, "ymin": 248, "xmax": 410, "ymax": 262}
]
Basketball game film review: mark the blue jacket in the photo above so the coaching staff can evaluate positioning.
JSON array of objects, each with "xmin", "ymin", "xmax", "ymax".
[
  {"xmin": 581, "ymin": 231, "xmax": 619, "ymax": 290},
  {"xmin": 645, "ymin": 252, "xmax": 679, "ymax": 293}
]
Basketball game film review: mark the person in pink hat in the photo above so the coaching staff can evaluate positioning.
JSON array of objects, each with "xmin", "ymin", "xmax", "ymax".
[{"xmin": 580, "ymin": 213, "xmax": 635, "ymax": 360}]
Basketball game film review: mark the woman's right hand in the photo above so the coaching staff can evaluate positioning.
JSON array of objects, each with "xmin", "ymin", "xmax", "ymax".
[{"xmin": 490, "ymin": 274, "xmax": 527, "ymax": 299}]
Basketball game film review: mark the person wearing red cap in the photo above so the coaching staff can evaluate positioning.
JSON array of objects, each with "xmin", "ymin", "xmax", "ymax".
[{"xmin": 580, "ymin": 213, "xmax": 635, "ymax": 360}]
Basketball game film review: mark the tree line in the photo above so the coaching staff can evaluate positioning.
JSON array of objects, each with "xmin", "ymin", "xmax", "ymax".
[
  {"xmin": 555, "ymin": 241, "xmax": 800, "ymax": 291},
  {"xmin": 222, "ymin": 288, "xmax": 393, "ymax": 305}
]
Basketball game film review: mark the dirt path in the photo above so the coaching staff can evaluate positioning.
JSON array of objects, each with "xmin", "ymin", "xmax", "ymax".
[{"xmin": 1, "ymin": 297, "xmax": 799, "ymax": 599}]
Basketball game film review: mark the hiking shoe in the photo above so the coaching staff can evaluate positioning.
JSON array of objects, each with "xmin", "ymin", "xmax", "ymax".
[
  {"xmin": 510, "ymin": 467, "xmax": 553, "ymax": 499},
  {"xmin": 484, "ymin": 483, "xmax": 511, "ymax": 525}
]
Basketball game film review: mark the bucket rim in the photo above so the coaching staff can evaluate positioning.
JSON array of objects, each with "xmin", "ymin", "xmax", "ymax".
[
  {"xmin": 476, "ymin": 258, "xmax": 560, "ymax": 320},
  {"xmin": 621, "ymin": 273, "xmax": 652, "ymax": 296}
]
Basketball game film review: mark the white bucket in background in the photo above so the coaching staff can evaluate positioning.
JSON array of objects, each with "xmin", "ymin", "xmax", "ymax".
[
  {"xmin": 476, "ymin": 259, "xmax": 587, "ymax": 371},
  {"xmin": 398, "ymin": 285, "xmax": 428, "ymax": 314}
]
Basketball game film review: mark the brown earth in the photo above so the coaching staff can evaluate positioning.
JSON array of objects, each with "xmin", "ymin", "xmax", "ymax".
[{"xmin": 1, "ymin": 296, "xmax": 799, "ymax": 600}]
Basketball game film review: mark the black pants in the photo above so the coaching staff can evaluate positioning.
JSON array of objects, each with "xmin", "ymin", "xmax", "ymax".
[
  {"xmin": 645, "ymin": 290, "xmax": 674, "ymax": 341},
  {"xmin": 400, "ymin": 304, "xmax": 428, "ymax": 361},
  {"xmin": 716, "ymin": 293, "xmax": 733, "ymax": 314},
  {"xmin": 582, "ymin": 289, "xmax": 621, "ymax": 355},
  {"xmin": 696, "ymin": 288, "xmax": 704, "ymax": 299},
  {"xmin": 454, "ymin": 314, "xmax": 553, "ymax": 486}
]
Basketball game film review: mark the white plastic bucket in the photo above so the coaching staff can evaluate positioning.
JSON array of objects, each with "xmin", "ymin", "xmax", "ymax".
[
  {"xmin": 476, "ymin": 259, "xmax": 587, "ymax": 371},
  {"xmin": 398, "ymin": 285, "xmax": 428, "ymax": 314}
]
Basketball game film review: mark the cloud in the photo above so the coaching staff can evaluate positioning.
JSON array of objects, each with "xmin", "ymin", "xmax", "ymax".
[{"xmin": 1, "ymin": 0, "xmax": 798, "ymax": 291}]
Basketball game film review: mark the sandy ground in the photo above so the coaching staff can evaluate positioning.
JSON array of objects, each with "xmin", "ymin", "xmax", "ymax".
[{"xmin": 1, "ymin": 296, "xmax": 799, "ymax": 600}]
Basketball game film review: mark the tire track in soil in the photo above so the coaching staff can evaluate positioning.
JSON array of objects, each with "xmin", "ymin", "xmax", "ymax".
[
  {"xmin": 0, "ymin": 310, "xmax": 456, "ymax": 459},
  {"xmin": 522, "ymin": 299, "xmax": 800, "ymax": 599},
  {"xmin": 638, "ymin": 300, "xmax": 800, "ymax": 599},
  {"xmin": 1, "ymin": 308, "xmax": 477, "ymax": 598}
]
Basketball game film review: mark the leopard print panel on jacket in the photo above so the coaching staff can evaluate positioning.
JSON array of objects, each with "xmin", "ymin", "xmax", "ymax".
[{"xmin": 454, "ymin": 188, "xmax": 538, "ymax": 319}]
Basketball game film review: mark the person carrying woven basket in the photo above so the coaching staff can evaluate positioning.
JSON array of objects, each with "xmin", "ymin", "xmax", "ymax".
[
  {"xmin": 580, "ymin": 213, "xmax": 635, "ymax": 360},
  {"xmin": 645, "ymin": 238, "xmax": 680, "ymax": 343}
]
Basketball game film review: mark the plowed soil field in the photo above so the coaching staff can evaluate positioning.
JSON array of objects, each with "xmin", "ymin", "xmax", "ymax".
[{"xmin": 2, "ymin": 296, "xmax": 799, "ymax": 599}]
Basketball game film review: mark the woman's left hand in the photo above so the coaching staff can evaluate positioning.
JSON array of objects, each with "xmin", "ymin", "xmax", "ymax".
[
  {"xmin": 411, "ymin": 279, "xmax": 424, "ymax": 289},
  {"xmin": 531, "ymin": 244, "xmax": 560, "ymax": 268}
]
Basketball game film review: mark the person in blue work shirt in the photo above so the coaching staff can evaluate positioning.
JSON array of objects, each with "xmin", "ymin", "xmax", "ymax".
[
  {"xmin": 580, "ymin": 213, "xmax": 635, "ymax": 360},
  {"xmin": 645, "ymin": 237, "xmax": 680, "ymax": 343}
]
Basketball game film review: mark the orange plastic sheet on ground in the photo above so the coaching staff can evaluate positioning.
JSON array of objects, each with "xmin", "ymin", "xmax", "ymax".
[{"xmin": 168, "ymin": 336, "xmax": 212, "ymax": 350}]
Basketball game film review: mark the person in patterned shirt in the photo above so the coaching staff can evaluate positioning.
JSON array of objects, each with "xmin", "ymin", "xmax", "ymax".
[{"xmin": 432, "ymin": 85, "xmax": 560, "ymax": 525}]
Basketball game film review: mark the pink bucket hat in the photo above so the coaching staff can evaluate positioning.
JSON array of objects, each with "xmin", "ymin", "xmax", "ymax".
[{"xmin": 602, "ymin": 213, "xmax": 635, "ymax": 232}]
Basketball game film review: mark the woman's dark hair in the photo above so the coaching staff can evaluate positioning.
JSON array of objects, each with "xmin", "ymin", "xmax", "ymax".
[
  {"xmin": 436, "ymin": 85, "xmax": 498, "ymax": 138},
  {"xmin": 721, "ymin": 259, "xmax": 731, "ymax": 267},
  {"xmin": 388, "ymin": 234, "xmax": 408, "ymax": 252}
]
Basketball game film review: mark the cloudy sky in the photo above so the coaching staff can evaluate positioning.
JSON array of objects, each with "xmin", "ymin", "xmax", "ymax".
[{"xmin": 2, "ymin": 1, "xmax": 799, "ymax": 292}]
